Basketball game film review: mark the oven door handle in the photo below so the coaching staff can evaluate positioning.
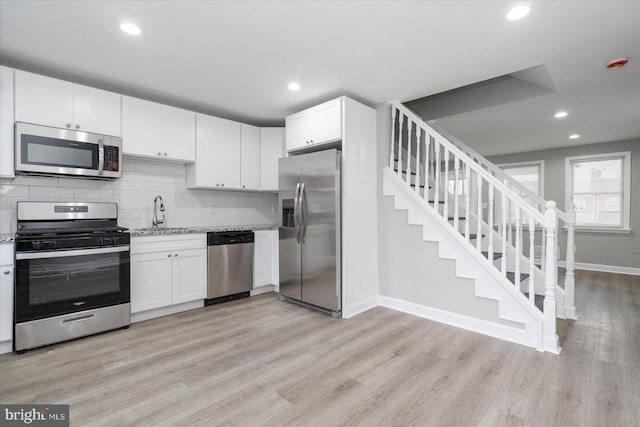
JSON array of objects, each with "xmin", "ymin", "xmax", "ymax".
[{"xmin": 16, "ymin": 246, "xmax": 129, "ymax": 260}]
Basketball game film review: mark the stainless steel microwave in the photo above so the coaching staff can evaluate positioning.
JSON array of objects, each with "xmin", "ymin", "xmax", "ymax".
[{"xmin": 15, "ymin": 122, "xmax": 122, "ymax": 180}]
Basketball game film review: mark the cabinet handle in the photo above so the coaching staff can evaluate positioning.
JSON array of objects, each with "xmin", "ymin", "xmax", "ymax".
[
  {"xmin": 3, "ymin": 270, "xmax": 9, "ymax": 275},
  {"xmin": 164, "ymin": 153, "xmax": 167, "ymax": 156},
  {"xmin": 158, "ymin": 152, "xmax": 162, "ymax": 156},
  {"xmin": 174, "ymin": 254, "xmax": 178, "ymax": 257},
  {"xmin": 75, "ymin": 124, "xmax": 80, "ymax": 129},
  {"xmin": 167, "ymin": 254, "xmax": 171, "ymax": 258},
  {"xmin": 216, "ymin": 184, "xmax": 220, "ymax": 187},
  {"xmin": 66, "ymin": 123, "xmax": 71, "ymax": 128},
  {"xmin": 221, "ymin": 183, "xmax": 224, "ymax": 187}
]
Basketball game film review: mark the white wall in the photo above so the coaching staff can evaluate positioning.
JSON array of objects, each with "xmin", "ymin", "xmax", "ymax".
[{"xmin": 0, "ymin": 158, "xmax": 278, "ymax": 233}]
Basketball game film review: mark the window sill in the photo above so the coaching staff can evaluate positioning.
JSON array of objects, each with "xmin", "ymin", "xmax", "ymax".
[{"xmin": 563, "ymin": 226, "xmax": 633, "ymax": 234}]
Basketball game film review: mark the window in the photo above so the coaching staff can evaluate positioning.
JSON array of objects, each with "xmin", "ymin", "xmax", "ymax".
[
  {"xmin": 497, "ymin": 161, "xmax": 544, "ymax": 223},
  {"xmin": 565, "ymin": 152, "xmax": 631, "ymax": 231}
]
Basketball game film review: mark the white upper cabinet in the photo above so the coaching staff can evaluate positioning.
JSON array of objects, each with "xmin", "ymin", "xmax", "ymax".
[
  {"xmin": 260, "ymin": 127, "xmax": 285, "ymax": 191},
  {"xmin": 285, "ymin": 97, "xmax": 342, "ymax": 152},
  {"xmin": 14, "ymin": 70, "xmax": 121, "ymax": 137},
  {"xmin": 240, "ymin": 124, "xmax": 261, "ymax": 190},
  {"xmin": 187, "ymin": 114, "xmax": 241, "ymax": 189},
  {"xmin": 0, "ymin": 66, "xmax": 15, "ymax": 178},
  {"xmin": 122, "ymin": 96, "xmax": 195, "ymax": 162}
]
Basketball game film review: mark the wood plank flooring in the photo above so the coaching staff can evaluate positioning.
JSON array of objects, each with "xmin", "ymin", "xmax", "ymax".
[{"xmin": 1, "ymin": 270, "xmax": 639, "ymax": 426}]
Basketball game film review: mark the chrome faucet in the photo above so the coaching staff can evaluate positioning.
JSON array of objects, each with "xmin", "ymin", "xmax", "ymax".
[{"xmin": 152, "ymin": 195, "xmax": 165, "ymax": 228}]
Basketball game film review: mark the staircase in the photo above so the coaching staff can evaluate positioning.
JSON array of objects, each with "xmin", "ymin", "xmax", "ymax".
[{"xmin": 382, "ymin": 102, "xmax": 578, "ymax": 353}]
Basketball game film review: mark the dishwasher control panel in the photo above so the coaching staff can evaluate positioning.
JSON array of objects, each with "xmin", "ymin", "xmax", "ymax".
[{"xmin": 207, "ymin": 231, "xmax": 254, "ymax": 246}]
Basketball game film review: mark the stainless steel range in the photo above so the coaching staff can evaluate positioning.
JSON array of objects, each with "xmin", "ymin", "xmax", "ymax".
[{"xmin": 14, "ymin": 202, "xmax": 130, "ymax": 353}]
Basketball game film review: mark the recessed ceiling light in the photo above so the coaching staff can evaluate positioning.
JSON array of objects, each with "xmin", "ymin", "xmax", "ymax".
[
  {"xmin": 569, "ymin": 134, "xmax": 580, "ymax": 139},
  {"xmin": 507, "ymin": 5, "xmax": 530, "ymax": 20},
  {"xmin": 120, "ymin": 22, "xmax": 142, "ymax": 36},
  {"xmin": 287, "ymin": 82, "xmax": 301, "ymax": 91},
  {"xmin": 554, "ymin": 111, "xmax": 568, "ymax": 118}
]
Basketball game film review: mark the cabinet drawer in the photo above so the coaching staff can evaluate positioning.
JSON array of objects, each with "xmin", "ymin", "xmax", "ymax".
[{"xmin": 131, "ymin": 234, "xmax": 206, "ymax": 254}]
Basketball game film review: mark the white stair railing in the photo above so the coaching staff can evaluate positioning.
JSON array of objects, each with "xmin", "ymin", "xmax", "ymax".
[
  {"xmin": 390, "ymin": 101, "xmax": 560, "ymax": 353},
  {"xmin": 426, "ymin": 120, "xmax": 576, "ymax": 319}
]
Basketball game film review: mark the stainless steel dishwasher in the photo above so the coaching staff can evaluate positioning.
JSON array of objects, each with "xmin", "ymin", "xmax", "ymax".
[{"xmin": 205, "ymin": 231, "xmax": 254, "ymax": 305}]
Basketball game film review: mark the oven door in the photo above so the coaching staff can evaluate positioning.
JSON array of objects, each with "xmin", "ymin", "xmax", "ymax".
[{"xmin": 15, "ymin": 246, "xmax": 130, "ymax": 322}]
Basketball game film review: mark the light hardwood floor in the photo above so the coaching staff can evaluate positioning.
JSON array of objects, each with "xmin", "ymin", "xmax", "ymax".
[{"xmin": 1, "ymin": 270, "xmax": 639, "ymax": 426}]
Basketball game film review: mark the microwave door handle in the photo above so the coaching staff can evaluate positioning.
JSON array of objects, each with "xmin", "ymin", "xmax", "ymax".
[
  {"xmin": 294, "ymin": 182, "xmax": 301, "ymax": 244},
  {"xmin": 98, "ymin": 139, "xmax": 104, "ymax": 176}
]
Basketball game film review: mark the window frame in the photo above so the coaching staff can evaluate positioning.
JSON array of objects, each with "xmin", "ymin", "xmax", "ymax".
[
  {"xmin": 565, "ymin": 151, "xmax": 631, "ymax": 232},
  {"xmin": 496, "ymin": 160, "xmax": 545, "ymax": 199}
]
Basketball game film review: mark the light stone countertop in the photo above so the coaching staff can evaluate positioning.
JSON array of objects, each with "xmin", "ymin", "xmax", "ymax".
[{"xmin": 129, "ymin": 224, "xmax": 278, "ymax": 237}]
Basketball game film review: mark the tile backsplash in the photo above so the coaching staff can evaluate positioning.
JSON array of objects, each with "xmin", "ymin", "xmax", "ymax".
[{"xmin": 0, "ymin": 158, "xmax": 278, "ymax": 234}]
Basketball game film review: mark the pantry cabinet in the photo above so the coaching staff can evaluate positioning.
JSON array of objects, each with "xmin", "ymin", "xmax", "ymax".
[
  {"xmin": 286, "ymin": 98, "xmax": 342, "ymax": 152},
  {"xmin": 122, "ymin": 96, "xmax": 195, "ymax": 162},
  {"xmin": 14, "ymin": 70, "xmax": 121, "ymax": 137},
  {"xmin": 130, "ymin": 234, "xmax": 206, "ymax": 314},
  {"xmin": 0, "ymin": 66, "xmax": 14, "ymax": 178}
]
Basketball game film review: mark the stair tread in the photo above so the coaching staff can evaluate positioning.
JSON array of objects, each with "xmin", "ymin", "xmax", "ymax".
[
  {"xmin": 468, "ymin": 233, "xmax": 486, "ymax": 239},
  {"xmin": 428, "ymin": 200, "xmax": 446, "ymax": 204},
  {"xmin": 448, "ymin": 216, "xmax": 466, "ymax": 220},
  {"xmin": 506, "ymin": 271, "xmax": 530, "ymax": 283},
  {"xmin": 482, "ymin": 251, "xmax": 503, "ymax": 259}
]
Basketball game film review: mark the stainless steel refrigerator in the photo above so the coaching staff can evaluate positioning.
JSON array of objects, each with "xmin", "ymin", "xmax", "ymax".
[{"xmin": 278, "ymin": 149, "xmax": 341, "ymax": 317}]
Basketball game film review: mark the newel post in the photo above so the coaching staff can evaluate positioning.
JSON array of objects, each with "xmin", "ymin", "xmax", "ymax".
[
  {"xmin": 543, "ymin": 201, "xmax": 560, "ymax": 353},
  {"xmin": 565, "ymin": 202, "xmax": 577, "ymax": 319}
]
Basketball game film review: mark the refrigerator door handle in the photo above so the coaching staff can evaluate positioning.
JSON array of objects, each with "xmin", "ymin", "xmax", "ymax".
[
  {"xmin": 294, "ymin": 182, "xmax": 301, "ymax": 244},
  {"xmin": 300, "ymin": 182, "xmax": 307, "ymax": 244}
]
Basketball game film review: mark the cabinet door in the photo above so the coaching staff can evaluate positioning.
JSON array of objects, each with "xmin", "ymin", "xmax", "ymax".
[
  {"xmin": 0, "ymin": 66, "xmax": 14, "ymax": 178},
  {"xmin": 122, "ymin": 96, "xmax": 162, "ymax": 158},
  {"xmin": 312, "ymin": 99, "xmax": 342, "ymax": 144},
  {"xmin": 240, "ymin": 124, "xmax": 260, "ymax": 190},
  {"xmin": 214, "ymin": 117, "xmax": 241, "ymax": 188},
  {"xmin": 15, "ymin": 70, "xmax": 73, "ymax": 129},
  {"xmin": 260, "ymin": 128, "xmax": 284, "ymax": 191},
  {"xmin": 0, "ymin": 266, "xmax": 13, "ymax": 343},
  {"xmin": 172, "ymin": 248, "xmax": 207, "ymax": 304},
  {"xmin": 286, "ymin": 110, "xmax": 312, "ymax": 152},
  {"xmin": 73, "ymin": 84, "xmax": 122, "ymax": 136},
  {"xmin": 130, "ymin": 252, "xmax": 173, "ymax": 313},
  {"xmin": 187, "ymin": 114, "xmax": 218, "ymax": 188},
  {"xmin": 162, "ymin": 105, "xmax": 195, "ymax": 162},
  {"xmin": 253, "ymin": 230, "xmax": 273, "ymax": 287}
]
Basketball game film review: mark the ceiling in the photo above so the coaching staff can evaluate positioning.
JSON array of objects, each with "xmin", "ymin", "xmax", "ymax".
[{"xmin": 1, "ymin": 1, "xmax": 638, "ymax": 156}]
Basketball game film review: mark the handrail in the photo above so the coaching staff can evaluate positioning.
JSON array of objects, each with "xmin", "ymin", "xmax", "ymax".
[
  {"xmin": 427, "ymin": 118, "xmax": 568, "ymax": 223},
  {"xmin": 391, "ymin": 101, "xmax": 545, "ymax": 224}
]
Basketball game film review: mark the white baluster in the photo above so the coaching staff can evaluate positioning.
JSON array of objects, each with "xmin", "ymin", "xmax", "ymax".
[
  {"xmin": 424, "ymin": 135, "xmax": 430, "ymax": 201},
  {"xmin": 476, "ymin": 175, "xmax": 482, "ymax": 252},
  {"xmin": 444, "ymin": 148, "xmax": 450, "ymax": 222},
  {"xmin": 529, "ymin": 215, "xmax": 535, "ymax": 305},
  {"xmin": 464, "ymin": 163, "xmax": 471, "ymax": 240},
  {"xmin": 454, "ymin": 155, "xmax": 460, "ymax": 232},
  {"xmin": 406, "ymin": 120, "xmax": 413, "ymax": 187},
  {"xmin": 543, "ymin": 200, "xmax": 559, "ymax": 353},
  {"xmin": 565, "ymin": 202, "xmax": 577, "ymax": 319},
  {"xmin": 501, "ymin": 192, "xmax": 507, "ymax": 276},
  {"xmin": 488, "ymin": 184, "xmax": 494, "ymax": 262},
  {"xmin": 397, "ymin": 114, "xmax": 404, "ymax": 178},
  {"xmin": 389, "ymin": 107, "xmax": 396, "ymax": 170},
  {"xmin": 414, "ymin": 127, "xmax": 421, "ymax": 195},
  {"xmin": 515, "ymin": 207, "xmax": 521, "ymax": 286},
  {"xmin": 434, "ymin": 140, "xmax": 441, "ymax": 216}
]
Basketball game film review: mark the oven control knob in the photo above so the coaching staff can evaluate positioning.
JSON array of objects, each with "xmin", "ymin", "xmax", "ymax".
[{"xmin": 32, "ymin": 241, "xmax": 42, "ymax": 250}]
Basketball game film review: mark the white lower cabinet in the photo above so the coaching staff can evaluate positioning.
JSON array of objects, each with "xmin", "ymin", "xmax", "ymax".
[
  {"xmin": 0, "ymin": 243, "xmax": 14, "ymax": 354},
  {"xmin": 254, "ymin": 230, "xmax": 273, "ymax": 288},
  {"xmin": 130, "ymin": 234, "xmax": 206, "ymax": 315}
]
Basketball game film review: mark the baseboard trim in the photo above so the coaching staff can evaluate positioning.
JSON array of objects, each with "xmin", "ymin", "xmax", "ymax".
[
  {"xmin": 558, "ymin": 261, "xmax": 640, "ymax": 276},
  {"xmin": 251, "ymin": 285, "xmax": 276, "ymax": 296},
  {"xmin": 378, "ymin": 295, "xmax": 532, "ymax": 348},
  {"xmin": 343, "ymin": 296, "xmax": 379, "ymax": 318},
  {"xmin": 131, "ymin": 300, "xmax": 204, "ymax": 323}
]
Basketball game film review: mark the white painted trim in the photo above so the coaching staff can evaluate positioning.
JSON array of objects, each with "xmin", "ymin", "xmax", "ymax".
[
  {"xmin": 131, "ymin": 300, "xmax": 204, "ymax": 323},
  {"xmin": 250, "ymin": 285, "xmax": 276, "ymax": 296},
  {"xmin": 343, "ymin": 296, "xmax": 378, "ymax": 318},
  {"xmin": 378, "ymin": 295, "xmax": 534, "ymax": 349},
  {"xmin": 565, "ymin": 151, "xmax": 631, "ymax": 230},
  {"xmin": 563, "ymin": 226, "xmax": 632, "ymax": 234},
  {"xmin": 558, "ymin": 260, "xmax": 640, "ymax": 276},
  {"xmin": 0, "ymin": 340, "xmax": 12, "ymax": 355}
]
